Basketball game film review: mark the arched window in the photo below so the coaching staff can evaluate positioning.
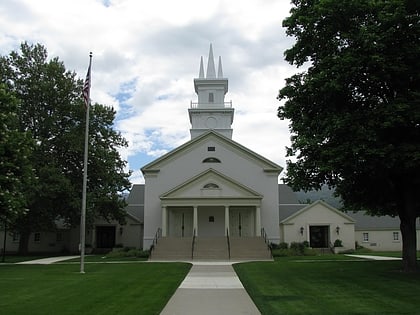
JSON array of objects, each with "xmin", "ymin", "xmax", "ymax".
[
  {"xmin": 202, "ymin": 157, "xmax": 221, "ymax": 163},
  {"xmin": 203, "ymin": 183, "xmax": 219, "ymax": 189}
]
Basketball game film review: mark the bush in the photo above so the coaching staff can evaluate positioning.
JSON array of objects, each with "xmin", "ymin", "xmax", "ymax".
[
  {"xmin": 333, "ymin": 239, "xmax": 343, "ymax": 247},
  {"xmin": 106, "ymin": 248, "xmax": 149, "ymax": 259},
  {"xmin": 270, "ymin": 242, "xmax": 288, "ymax": 250}
]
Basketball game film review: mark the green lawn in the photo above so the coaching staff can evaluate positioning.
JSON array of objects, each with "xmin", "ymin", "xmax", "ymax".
[
  {"xmin": 234, "ymin": 259, "xmax": 420, "ymax": 315},
  {"xmin": 0, "ymin": 262, "xmax": 191, "ymax": 315}
]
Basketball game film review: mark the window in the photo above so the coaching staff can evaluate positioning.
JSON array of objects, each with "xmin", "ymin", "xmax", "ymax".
[
  {"xmin": 56, "ymin": 232, "xmax": 63, "ymax": 242},
  {"xmin": 202, "ymin": 157, "xmax": 221, "ymax": 163},
  {"xmin": 12, "ymin": 232, "xmax": 20, "ymax": 243},
  {"xmin": 203, "ymin": 183, "xmax": 219, "ymax": 189},
  {"xmin": 208, "ymin": 92, "xmax": 214, "ymax": 103},
  {"xmin": 207, "ymin": 146, "xmax": 215, "ymax": 151},
  {"xmin": 363, "ymin": 232, "xmax": 369, "ymax": 242},
  {"xmin": 34, "ymin": 232, "xmax": 41, "ymax": 243},
  {"xmin": 393, "ymin": 232, "xmax": 399, "ymax": 241}
]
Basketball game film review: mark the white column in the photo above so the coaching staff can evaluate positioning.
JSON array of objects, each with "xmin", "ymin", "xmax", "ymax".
[
  {"xmin": 255, "ymin": 206, "xmax": 261, "ymax": 236},
  {"xmin": 224, "ymin": 206, "xmax": 230, "ymax": 236},
  {"xmin": 162, "ymin": 206, "xmax": 167, "ymax": 237},
  {"xmin": 193, "ymin": 206, "xmax": 198, "ymax": 236}
]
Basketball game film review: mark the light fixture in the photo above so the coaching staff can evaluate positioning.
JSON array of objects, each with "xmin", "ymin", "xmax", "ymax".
[
  {"xmin": 300, "ymin": 226, "xmax": 304, "ymax": 235},
  {"xmin": 336, "ymin": 226, "xmax": 340, "ymax": 235}
]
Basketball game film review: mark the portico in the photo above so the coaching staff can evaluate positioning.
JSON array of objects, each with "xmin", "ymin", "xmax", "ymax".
[{"xmin": 161, "ymin": 200, "xmax": 262, "ymax": 238}]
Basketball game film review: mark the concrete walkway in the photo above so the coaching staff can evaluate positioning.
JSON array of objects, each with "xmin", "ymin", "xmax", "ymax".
[
  {"xmin": 17, "ymin": 256, "xmax": 80, "ymax": 264},
  {"xmin": 160, "ymin": 262, "xmax": 261, "ymax": 315},
  {"xmin": 345, "ymin": 254, "xmax": 402, "ymax": 261}
]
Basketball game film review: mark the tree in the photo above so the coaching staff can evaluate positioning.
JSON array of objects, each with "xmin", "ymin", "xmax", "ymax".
[
  {"xmin": 0, "ymin": 84, "xmax": 34, "ymax": 227},
  {"xmin": 0, "ymin": 43, "xmax": 131, "ymax": 253},
  {"xmin": 278, "ymin": 0, "xmax": 420, "ymax": 271}
]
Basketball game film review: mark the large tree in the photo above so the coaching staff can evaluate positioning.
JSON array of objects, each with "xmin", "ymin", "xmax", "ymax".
[
  {"xmin": 0, "ymin": 84, "xmax": 34, "ymax": 228},
  {"xmin": 278, "ymin": 0, "xmax": 420, "ymax": 271},
  {"xmin": 0, "ymin": 43, "xmax": 131, "ymax": 253}
]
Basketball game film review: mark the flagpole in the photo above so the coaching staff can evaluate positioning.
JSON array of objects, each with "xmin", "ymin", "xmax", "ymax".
[{"xmin": 80, "ymin": 52, "xmax": 92, "ymax": 274}]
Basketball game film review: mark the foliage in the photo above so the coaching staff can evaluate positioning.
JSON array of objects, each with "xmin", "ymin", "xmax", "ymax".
[
  {"xmin": 278, "ymin": 0, "xmax": 420, "ymax": 271},
  {"xmin": 333, "ymin": 239, "xmax": 343, "ymax": 247},
  {"xmin": 0, "ymin": 42, "xmax": 132, "ymax": 253},
  {"xmin": 0, "ymin": 84, "xmax": 34, "ymax": 225},
  {"xmin": 272, "ymin": 241, "xmax": 316, "ymax": 257},
  {"xmin": 106, "ymin": 247, "xmax": 150, "ymax": 259}
]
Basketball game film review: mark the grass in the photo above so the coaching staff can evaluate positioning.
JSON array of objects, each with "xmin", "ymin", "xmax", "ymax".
[
  {"xmin": 0, "ymin": 262, "xmax": 191, "ymax": 315},
  {"xmin": 234, "ymin": 258, "xmax": 420, "ymax": 315}
]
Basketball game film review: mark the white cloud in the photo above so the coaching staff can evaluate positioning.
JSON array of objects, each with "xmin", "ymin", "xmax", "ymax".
[{"xmin": 0, "ymin": 0, "xmax": 297, "ymax": 185}]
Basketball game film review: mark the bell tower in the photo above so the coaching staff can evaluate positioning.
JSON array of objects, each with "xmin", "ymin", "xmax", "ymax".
[{"xmin": 189, "ymin": 44, "xmax": 234, "ymax": 139}]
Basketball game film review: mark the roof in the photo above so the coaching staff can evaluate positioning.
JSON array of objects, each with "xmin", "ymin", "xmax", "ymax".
[{"xmin": 280, "ymin": 200, "xmax": 356, "ymax": 224}]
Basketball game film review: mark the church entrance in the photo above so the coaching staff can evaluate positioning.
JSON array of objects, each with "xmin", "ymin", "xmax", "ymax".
[
  {"xmin": 229, "ymin": 207, "xmax": 254, "ymax": 237},
  {"xmin": 309, "ymin": 226, "xmax": 329, "ymax": 248},
  {"xmin": 96, "ymin": 226, "xmax": 116, "ymax": 248},
  {"xmin": 168, "ymin": 207, "xmax": 193, "ymax": 237}
]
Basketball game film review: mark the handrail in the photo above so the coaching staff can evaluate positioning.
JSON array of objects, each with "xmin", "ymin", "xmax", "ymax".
[
  {"xmin": 149, "ymin": 227, "xmax": 162, "ymax": 259},
  {"xmin": 226, "ymin": 228, "xmax": 231, "ymax": 260},
  {"xmin": 191, "ymin": 229, "xmax": 196, "ymax": 260},
  {"xmin": 261, "ymin": 228, "xmax": 273, "ymax": 259}
]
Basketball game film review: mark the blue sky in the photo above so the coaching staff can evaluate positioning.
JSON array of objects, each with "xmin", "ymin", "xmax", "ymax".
[{"xmin": 0, "ymin": 0, "xmax": 298, "ymax": 184}]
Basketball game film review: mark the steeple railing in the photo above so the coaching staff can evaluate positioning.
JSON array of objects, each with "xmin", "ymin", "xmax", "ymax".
[{"xmin": 190, "ymin": 101, "xmax": 232, "ymax": 109}]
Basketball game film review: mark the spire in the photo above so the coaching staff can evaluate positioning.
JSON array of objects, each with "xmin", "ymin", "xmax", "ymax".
[
  {"xmin": 206, "ymin": 43, "xmax": 216, "ymax": 78},
  {"xmin": 199, "ymin": 56, "xmax": 204, "ymax": 78},
  {"xmin": 217, "ymin": 56, "xmax": 223, "ymax": 78}
]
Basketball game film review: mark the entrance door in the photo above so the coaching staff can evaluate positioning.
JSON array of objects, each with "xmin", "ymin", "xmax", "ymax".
[
  {"xmin": 96, "ymin": 226, "xmax": 116, "ymax": 248},
  {"xmin": 309, "ymin": 226, "xmax": 329, "ymax": 248},
  {"xmin": 169, "ymin": 208, "xmax": 193, "ymax": 237},
  {"xmin": 229, "ymin": 207, "xmax": 254, "ymax": 237}
]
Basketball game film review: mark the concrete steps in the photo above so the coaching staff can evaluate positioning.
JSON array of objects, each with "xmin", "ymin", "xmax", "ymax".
[
  {"xmin": 230, "ymin": 237, "xmax": 272, "ymax": 260},
  {"xmin": 193, "ymin": 237, "xmax": 229, "ymax": 261},
  {"xmin": 149, "ymin": 236, "xmax": 272, "ymax": 261},
  {"xmin": 149, "ymin": 237, "xmax": 192, "ymax": 261}
]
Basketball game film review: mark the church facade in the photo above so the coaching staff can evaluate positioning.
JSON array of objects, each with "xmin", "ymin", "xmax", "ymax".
[{"xmin": 141, "ymin": 45, "xmax": 282, "ymax": 250}]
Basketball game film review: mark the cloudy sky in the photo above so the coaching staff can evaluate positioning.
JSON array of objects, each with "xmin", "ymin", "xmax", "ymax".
[{"xmin": 1, "ymin": 0, "xmax": 299, "ymax": 184}]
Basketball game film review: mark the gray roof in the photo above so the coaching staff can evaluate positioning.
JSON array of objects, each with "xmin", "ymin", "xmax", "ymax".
[
  {"xmin": 125, "ymin": 185, "xmax": 145, "ymax": 223},
  {"xmin": 126, "ymin": 183, "xmax": 412, "ymax": 229}
]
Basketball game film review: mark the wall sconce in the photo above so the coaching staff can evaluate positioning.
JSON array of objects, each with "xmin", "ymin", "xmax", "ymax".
[
  {"xmin": 336, "ymin": 226, "xmax": 340, "ymax": 235},
  {"xmin": 119, "ymin": 227, "xmax": 123, "ymax": 235},
  {"xmin": 300, "ymin": 226, "xmax": 304, "ymax": 235}
]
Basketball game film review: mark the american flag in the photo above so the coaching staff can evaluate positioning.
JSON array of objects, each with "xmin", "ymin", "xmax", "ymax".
[{"xmin": 82, "ymin": 54, "xmax": 92, "ymax": 108}]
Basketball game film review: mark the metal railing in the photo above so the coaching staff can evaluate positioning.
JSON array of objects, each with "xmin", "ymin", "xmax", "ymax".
[
  {"xmin": 261, "ymin": 228, "xmax": 273, "ymax": 259},
  {"xmin": 149, "ymin": 227, "xmax": 162, "ymax": 259},
  {"xmin": 190, "ymin": 101, "xmax": 233, "ymax": 108},
  {"xmin": 191, "ymin": 229, "xmax": 196, "ymax": 260}
]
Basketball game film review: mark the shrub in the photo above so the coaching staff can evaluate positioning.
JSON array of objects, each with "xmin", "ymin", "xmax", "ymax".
[{"xmin": 333, "ymin": 239, "xmax": 343, "ymax": 247}]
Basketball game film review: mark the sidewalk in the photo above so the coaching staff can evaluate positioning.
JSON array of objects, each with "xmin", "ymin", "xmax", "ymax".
[
  {"xmin": 16, "ymin": 256, "xmax": 80, "ymax": 264},
  {"xmin": 345, "ymin": 254, "xmax": 402, "ymax": 261},
  {"xmin": 160, "ymin": 262, "xmax": 261, "ymax": 315}
]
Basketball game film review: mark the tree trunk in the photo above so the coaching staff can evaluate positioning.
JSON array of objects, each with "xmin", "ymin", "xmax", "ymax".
[
  {"xmin": 399, "ymin": 188, "xmax": 418, "ymax": 272},
  {"xmin": 18, "ymin": 230, "xmax": 30, "ymax": 255}
]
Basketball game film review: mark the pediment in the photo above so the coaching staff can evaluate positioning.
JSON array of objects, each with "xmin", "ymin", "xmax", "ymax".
[
  {"xmin": 142, "ymin": 131, "xmax": 282, "ymax": 174},
  {"xmin": 160, "ymin": 168, "xmax": 262, "ymax": 200}
]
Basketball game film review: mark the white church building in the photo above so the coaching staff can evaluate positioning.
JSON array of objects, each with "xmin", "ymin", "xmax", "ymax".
[
  {"xmin": 2, "ymin": 45, "xmax": 419, "ymax": 257},
  {"xmin": 140, "ymin": 45, "xmax": 281, "ymax": 259}
]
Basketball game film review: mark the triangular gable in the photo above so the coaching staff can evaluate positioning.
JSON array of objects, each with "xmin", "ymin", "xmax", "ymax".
[
  {"xmin": 160, "ymin": 168, "xmax": 262, "ymax": 200},
  {"xmin": 141, "ymin": 130, "xmax": 282, "ymax": 174},
  {"xmin": 281, "ymin": 200, "xmax": 355, "ymax": 224}
]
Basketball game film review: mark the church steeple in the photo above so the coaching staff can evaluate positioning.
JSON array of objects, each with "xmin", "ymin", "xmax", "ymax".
[{"xmin": 189, "ymin": 45, "xmax": 234, "ymax": 139}]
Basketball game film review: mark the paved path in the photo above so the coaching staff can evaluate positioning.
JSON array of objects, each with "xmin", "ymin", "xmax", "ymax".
[
  {"xmin": 345, "ymin": 254, "xmax": 402, "ymax": 260},
  {"xmin": 160, "ymin": 262, "xmax": 261, "ymax": 315},
  {"xmin": 17, "ymin": 256, "xmax": 80, "ymax": 264}
]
